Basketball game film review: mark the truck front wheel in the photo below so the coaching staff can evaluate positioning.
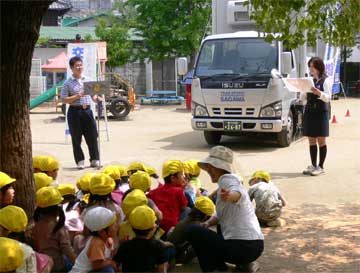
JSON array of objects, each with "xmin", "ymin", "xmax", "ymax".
[
  {"xmin": 277, "ymin": 111, "xmax": 294, "ymax": 147},
  {"xmin": 204, "ymin": 131, "xmax": 222, "ymax": 146}
]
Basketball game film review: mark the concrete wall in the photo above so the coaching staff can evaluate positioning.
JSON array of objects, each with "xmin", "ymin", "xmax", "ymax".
[{"xmin": 33, "ymin": 48, "xmax": 67, "ymax": 65}]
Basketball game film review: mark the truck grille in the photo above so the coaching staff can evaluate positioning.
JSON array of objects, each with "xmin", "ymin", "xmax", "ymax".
[
  {"xmin": 212, "ymin": 107, "xmax": 256, "ymax": 116},
  {"xmin": 212, "ymin": 107, "xmax": 221, "ymax": 115}
]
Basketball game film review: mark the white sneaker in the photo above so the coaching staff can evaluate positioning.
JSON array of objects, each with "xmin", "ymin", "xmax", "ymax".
[
  {"xmin": 90, "ymin": 160, "xmax": 100, "ymax": 168},
  {"xmin": 311, "ymin": 166, "xmax": 324, "ymax": 176},
  {"xmin": 77, "ymin": 160, "xmax": 85, "ymax": 170},
  {"xmin": 303, "ymin": 165, "xmax": 316, "ymax": 175}
]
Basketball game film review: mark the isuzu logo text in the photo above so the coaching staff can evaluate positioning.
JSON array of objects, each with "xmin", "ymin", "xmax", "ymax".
[{"xmin": 222, "ymin": 82, "xmax": 244, "ymax": 88}]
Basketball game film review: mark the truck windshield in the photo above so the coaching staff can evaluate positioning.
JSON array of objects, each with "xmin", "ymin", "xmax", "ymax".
[{"xmin": 195, "ymin": 38, "xmax": 278, "ymax": 78}]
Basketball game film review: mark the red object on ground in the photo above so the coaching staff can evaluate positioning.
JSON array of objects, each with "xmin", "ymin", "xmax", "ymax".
[
  {"xmin": 185, "ymin": 84, "xmax": 191, "ymax": 110},
  {"xmin": 331, "ymin": 115, "xmax": 338, "ymax": 124},
  {"xmin": 345, "ymin": 109, "xmax": 351, "ymax": 117}
]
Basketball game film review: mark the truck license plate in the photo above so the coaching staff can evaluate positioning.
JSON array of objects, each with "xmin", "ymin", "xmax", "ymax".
[{"xmin": 224, "ymin": 121, "xmax": 241, "ymax": 131}]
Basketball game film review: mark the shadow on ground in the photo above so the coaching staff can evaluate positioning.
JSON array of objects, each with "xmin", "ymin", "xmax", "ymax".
[
  {"xmin": 156, "ymin": 131, "xmax": 279, "ymax": 154},
  {"xmin": 172, "ymin": 203, "xmax": 360, "ymax": 273}
]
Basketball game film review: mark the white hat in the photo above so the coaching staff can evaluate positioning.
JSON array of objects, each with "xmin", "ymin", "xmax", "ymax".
[
  {"xmin": 198, "ymin": 146, "xmax": 234, "ymax": 173},
  {"xmin": 84, "ymin": 207, "xmax": 116, "ymax": 232}
]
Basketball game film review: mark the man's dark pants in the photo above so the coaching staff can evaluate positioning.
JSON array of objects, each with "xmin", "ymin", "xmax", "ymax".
[{"xmin": 67, "ymin": 106, "xmax": 99, "ymax": 164}]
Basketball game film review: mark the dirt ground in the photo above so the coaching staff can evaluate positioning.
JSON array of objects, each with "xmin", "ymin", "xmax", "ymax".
[{"xmin": 31, "ymin": 98, "xmax": 360, "ymax": 272}]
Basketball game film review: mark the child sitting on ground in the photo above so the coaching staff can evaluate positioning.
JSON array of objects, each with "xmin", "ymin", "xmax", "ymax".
[
  {"xmin": 114, "ymin": 205, "xmax": 172, "ymax": 273},
  {"xmin": 168, "ymin": 196, "xmax": 215, "ymax": 264},
  {"xmin": 102, "ymin": 166, "xmax": 124, "ymax": 206},
  {"xmin": 248, "ymin": 170, "xmax": 286, "ymax": 227},
  {"xmin": 34, "ymin": 172, "xmax": 53, "ymax": 191},
  {"xmin": 0, "ymin": 237, "xmax": 25, "ymax": 273},
  {"xmin": 0, "ymin": 171, "xmax": 16, "ymax": 208},
  {"xmin": 58, "ymin": 184, "xmax": 84, "ymax": 242},
  {"xmin": 147, "ymin": 160, "xmax": 188, "ymax": 234},
  {"xmin": 70, "ymin": 207, "xmax": 118, "ymax": 273},
  {"xmin": 0, "ymin": 205, "xmax": 37, "ymax": 273},
  {"xmin": 36, "ymin": 155, "xmax": 60, "ymax": 186},
  {"xmin": 76, "ymin": 173, "xmax": 95, "ymax": 200},
  {"xmin": 32, "ymin": 186, "xmax": 76, "ymax": 272}
]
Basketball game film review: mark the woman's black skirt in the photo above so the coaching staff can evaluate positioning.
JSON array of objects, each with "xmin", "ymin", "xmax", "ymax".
[{"xmin": 303, "ymin": 110, "xmax": 329, "ymax": 137}]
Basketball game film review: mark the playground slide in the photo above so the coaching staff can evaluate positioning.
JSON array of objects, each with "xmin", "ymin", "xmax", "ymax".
[{"xmin": 30, "ymin": 80, "xmax": 65, "ymax": 110}]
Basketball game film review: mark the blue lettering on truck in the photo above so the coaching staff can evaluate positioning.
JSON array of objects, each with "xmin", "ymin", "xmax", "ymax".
[{"xmin": 220, "ymin": 91, "xmax": 245, "ymax": 102}]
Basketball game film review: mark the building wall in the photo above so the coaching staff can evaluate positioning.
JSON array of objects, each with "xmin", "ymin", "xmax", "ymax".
[{"xmin": 33, "ymin": 48, "xmax": 67, "ymax": 65}]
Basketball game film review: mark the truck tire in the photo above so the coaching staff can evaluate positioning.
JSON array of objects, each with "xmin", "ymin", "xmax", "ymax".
[
  {"xmin": 204, "ymin": 131, "xmax": 222, "ymax": 145},
  {"xmin": 109, "ymin": 97, "xmax": 131, "ymax": 119},
  {"xmin": 277, "ymin": 111, "xmax": 294, "ymax": 147}
]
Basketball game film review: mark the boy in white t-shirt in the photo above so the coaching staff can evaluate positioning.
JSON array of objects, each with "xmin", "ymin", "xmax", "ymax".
[{"xmin": 248, "ymin": 171, "xmax": 286, "ymax": 227}]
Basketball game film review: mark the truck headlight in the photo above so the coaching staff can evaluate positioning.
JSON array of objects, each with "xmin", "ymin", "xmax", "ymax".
[
  {"xmin": 194, "ymin": 104, "xmax": 209, "ymax": 117},
  {"xmin": 260, "ymin": 101, "xmax": 282, "ymax": 118}
]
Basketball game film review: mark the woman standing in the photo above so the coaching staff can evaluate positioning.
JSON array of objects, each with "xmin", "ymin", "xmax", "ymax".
[
  {"xmin": 302, "ymin": 57, "xmax": 332, "ymax": 176},
  {"xmin": 186, "ymin": 146, "xmax": 264, "ymax": 273}
]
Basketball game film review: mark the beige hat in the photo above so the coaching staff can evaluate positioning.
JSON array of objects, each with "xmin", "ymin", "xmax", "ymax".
[{"xmin": 198, "ymin": 146, "xmax": 234, "ymax": 173}]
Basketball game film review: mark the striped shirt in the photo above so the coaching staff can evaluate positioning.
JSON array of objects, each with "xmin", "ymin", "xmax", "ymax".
[{"xmin": 61, "ymin": 76, "xmax": 93, "ymax": 106}]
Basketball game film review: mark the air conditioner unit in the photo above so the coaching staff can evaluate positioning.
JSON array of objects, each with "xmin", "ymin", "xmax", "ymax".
[{"xmin": 227, "ymin": 0, "xmax": 254, "ymax": 25}]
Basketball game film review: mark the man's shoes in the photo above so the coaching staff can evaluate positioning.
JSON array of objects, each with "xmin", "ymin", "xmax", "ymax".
[
  {"xmin": 310, "ymin": 166, "xmax": 324, "ymax": 176},
  {"xmin": 90, "ymin": 160, "xmax": 100, "ymax": 168},
  {"xmin": 302, "ymin": 165, "xmax": 316, "ymax": 175},
  {"xmin": 77, "ymin": 160, "xmax": 85, "ymax": 170}
]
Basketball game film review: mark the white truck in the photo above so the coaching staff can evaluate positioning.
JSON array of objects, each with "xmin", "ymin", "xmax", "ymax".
[{"xmin": 178, "ymin": 0, "xmax": 307, "ymax": 147}]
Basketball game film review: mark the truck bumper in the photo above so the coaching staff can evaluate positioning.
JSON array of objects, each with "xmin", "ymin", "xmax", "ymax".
[{"xmin": 191, "ymin": 118, "xmax": 283, "ymax": 133}]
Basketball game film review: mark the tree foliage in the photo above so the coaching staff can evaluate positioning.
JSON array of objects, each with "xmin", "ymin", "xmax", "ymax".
[
  {"xmin": 127, "ymin": 0, "xmax": 211, "ymax": 61},
  {"xmin": 248, "ymin": 0, "xmax": 360, "ymax": 48},
  {"xmin": 95, "ymin": 3, "xmax": 134, "ymax": 68}
]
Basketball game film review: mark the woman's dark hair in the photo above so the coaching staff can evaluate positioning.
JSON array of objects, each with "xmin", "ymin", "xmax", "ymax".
[
  {"xmin": 120, "ymin": 176, "xmax": 129, "ymax": 184},
  {"xmin": 308, "ymin": 57, "xmax": 327, "ymax": 78},
  {"xmin": 69, "ymin": 56, "xmax": 82, "ymax": 67},
  {"xmin": 164, "ymin": 173, "xmax": 179, "ymax": 184},
  {"xmin": 122, "ymin": 188, "xmax": 133, "ymax": 201},
  {"xmin": 8, "ymin": 231, "xmax": 27, "ymax": 244},
  {"xmin": 132, "ymin": 228, "xmax": 153, "ymax": 236},
  {"xmin": 188, "ymin": 207, "xmax": 209, "ymax": 221},
  {"xmin": 63, "ymin": 195, "xmax": 79, "ymax": 212},
  {"xmin": 88, "ymin": 193, "xmax": 116, "ymax": 207},
  {"xmin": 1, "ymin": 183, "xmax": 14, "ymax": 194},
  {"xmin": 34, "ymin": 205, "xmax": 65, "ymax": 234}
]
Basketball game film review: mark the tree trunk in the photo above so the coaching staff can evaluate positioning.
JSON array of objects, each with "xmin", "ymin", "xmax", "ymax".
[{"xmin": 0, "ymin": 0, "xmax": 54, "ymax": 217}]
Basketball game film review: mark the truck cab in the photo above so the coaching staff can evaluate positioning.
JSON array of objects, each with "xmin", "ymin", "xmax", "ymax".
[{"xmin": 178, "ymin": 0, "xmax": 304, "ymax": 147}]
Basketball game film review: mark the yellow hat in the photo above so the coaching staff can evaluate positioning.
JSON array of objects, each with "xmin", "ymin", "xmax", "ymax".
[
  {"xmin": 194, "ymin": 196, "xmax": 215, "ymax": 216},
  {"xmin": 58, "ymin": 184, "xmax": 76, "ymax": 196},
  {"xmin": 89, "ymin": 173, "xmax": 115, "ymax": 196},
  {"xmin": 116, "ymin": 165, "xmax": 128, "ymax": 177},
  {"xmin": 0, "ymin": 237, "xmax": 24, "ymax": 272},
  {"xmin": 162, "ymin": 160, "xmax": 184, "ymax": 178},
  {"xmin": 185, "ymin": 160, "xmax": 201, "ymax": 176},
  {"xmin": 76, "ymin": 173, "xmax": 95, "ymax": 192},
  {"xmin": 34, "ymin": 172, "xmax": 53, "ymax": 191},
  {"xmin": 0, "ymin": 205, "xmax": 28, "ymax": 232},
  {"xmin": 33, "ymin": 155, "xmax": 46, "ymax": 170},
  {"xmin": 145, "ymin": 166, "xmax": 158, "ymax": 176},
  {"xmin": 127, "ymin": 162, "xmax": 147, "ymax": 172},
  {"xmin": 119, "ymin": 221, "xmax": 136, "ymax": 241},
  {"xmin": 182, "ymin": 161, "xmax": 191, "ymax": 175},
  {"xmin": 121, "ymin": 189, "xmax": 148, "ymax": 216},
  {"xmin": 251, "ymin": 170, "xmax": 271, "ymax": 183},
  {"xmin": 36, "ymin": 186, "xmax": 63, "ymax": 208},
  {"xmin": 101, "ymin": 166, "xmax": 121, "ymax": 180},
  {"xmin": 38, "ymin": 156, "xmax": 59, "ymax": 172},
  {"xmin": 82, "ymin": 193, "xmax": 90, "ymax": 204},
  {"xmin": 0, "ymin": 171, "xmax": 16, "ymax": 190},
  {"xmin": 129, "ymin": 171, "xmax": 152, "ymax": 192},
  {"xmin": 128, "ymin": 205, "xmax": 156, "ymax": 231}
]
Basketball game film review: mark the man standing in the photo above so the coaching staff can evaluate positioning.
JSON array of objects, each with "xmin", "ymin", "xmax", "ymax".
[{"xmin": 61, "ymin": 56, "xmax": 100, "ymax": 169}]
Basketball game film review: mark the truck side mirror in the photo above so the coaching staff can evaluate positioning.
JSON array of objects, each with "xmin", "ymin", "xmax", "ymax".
[
  {"xmin": 281, "ymin": 52, "xmax": 292, "ymax": 75},
  {"xmin": 177, "ymin": 57, "xmax": 188, "ymax": 76}
]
